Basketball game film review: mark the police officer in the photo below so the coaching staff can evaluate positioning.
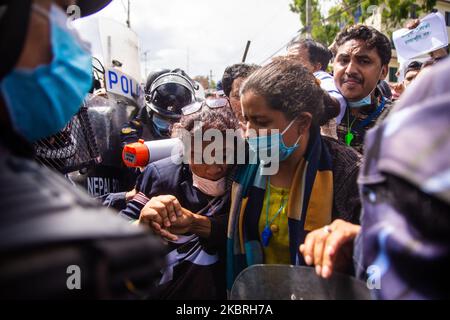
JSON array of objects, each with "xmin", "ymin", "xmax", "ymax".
[
  {"xmin": 0, "ymin": 0, "xmax": 163, "ymax": 298},
  {"xmin": 120, "ymin": 68, "xmax": 197, "ymax": 144}
]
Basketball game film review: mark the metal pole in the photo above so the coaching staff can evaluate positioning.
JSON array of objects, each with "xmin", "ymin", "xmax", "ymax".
[
  {"xmin": 186, "ymin": 47, "xmax": 190, "ymax": 74},
  {"xmin": 143, "ymin": 51, "xmax": 149, "ymax": 76},
  {"xmin": 306, "ymin": 0, "xmax": 312, "ymax": 38},
  {"xmin": 107, "ymin": 36, "xmax": 112, "ymax": 67},
  {"xmin": 127, "ymin": 0, "xmax": 130, "ymax": 28},
  {"xmin": 242, "ymin": 40, "xmax": 251, "ymax": 63},
  {"xmin": 209, "ymin": 70, "xmax": 213, "ymax": 88}
]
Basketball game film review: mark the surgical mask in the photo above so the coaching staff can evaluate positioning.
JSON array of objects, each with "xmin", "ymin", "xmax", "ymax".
[
  {"xmin": 348, "ymin": 94, "xmax": 372, "ymax": 108},
  {"xmin": 152, "ymin": 114, "xmax": 172, "ymax": 136},
  {"xmin": 192, "ymin": 172, "xmax": 226, "ymax": 197},
  {"xmin": 247, "ymin": 118, "xmax": 302, "ymax": 162},
  {"xmin": 0, "ymin": 4, "xmax": 92, "ymax": 142}
]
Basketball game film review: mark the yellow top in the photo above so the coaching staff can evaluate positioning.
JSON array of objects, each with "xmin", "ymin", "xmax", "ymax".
[{"xmin": 258, "ymin": 183, "xmax": 291, "ymax": 264}]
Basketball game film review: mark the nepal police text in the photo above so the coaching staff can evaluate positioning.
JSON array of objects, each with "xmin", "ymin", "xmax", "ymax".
[{"xmin": 87, "ymin": 177, "xmax": 120, "ymax": 196}]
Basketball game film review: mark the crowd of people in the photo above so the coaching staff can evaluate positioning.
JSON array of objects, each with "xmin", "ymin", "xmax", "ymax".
[{"xmin": 0, "ymin": 0, "xmax": 449, "ymax": 300}]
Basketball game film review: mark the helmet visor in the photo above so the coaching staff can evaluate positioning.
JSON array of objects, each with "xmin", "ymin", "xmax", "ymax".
[{"xmin": 149, "ymin": 73, "xmax": 195, "ymax": 118}]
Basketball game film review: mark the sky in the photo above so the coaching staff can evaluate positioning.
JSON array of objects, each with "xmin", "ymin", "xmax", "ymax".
[{"xmin": 84, "ymin": 0, "xmax": 308, "ymax": 82}]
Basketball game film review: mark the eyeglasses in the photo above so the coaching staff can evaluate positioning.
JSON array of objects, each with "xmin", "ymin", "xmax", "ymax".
[{"xmin": 181, "ymin": 97, "xmax": 231, "ymax": 115}]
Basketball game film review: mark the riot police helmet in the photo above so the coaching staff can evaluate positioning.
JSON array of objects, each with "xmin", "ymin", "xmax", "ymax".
[
  {"xmin": 146, "ymin": 69, "xmax": 196, "ymax": 120},
  {"xmin": 144, "ymin": 68, "xmax": 171, "ymax": 94}
]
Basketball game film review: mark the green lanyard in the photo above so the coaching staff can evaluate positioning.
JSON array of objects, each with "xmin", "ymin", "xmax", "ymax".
[
  {"xmin": 345, "ymin": 96, "xmax": 386, "ymax": 146},
  {"xmin": 345, "ymin": 109, "xmax": 357, "ymax": 146}
]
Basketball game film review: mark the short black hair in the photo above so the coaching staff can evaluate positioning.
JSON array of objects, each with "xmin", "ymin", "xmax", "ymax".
[
  {"xmin": 221, "ymin": 63, "xmax": 260, "ymax": 97},
  {"xmin": 332, "ymin": 24, "xmax": 392, "ymax": 66},
  {"xmin": 405, "ymin": 61, "xmax": 422, "ymax": 75},
  {"xmin": 288, "ymin": 38, "xmax": 332, "ymax": 71}
]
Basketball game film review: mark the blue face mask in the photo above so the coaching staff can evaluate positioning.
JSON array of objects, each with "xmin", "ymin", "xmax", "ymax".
[
  {"xmin": 0, "ymin": 4, "xmax": 92, "ymax": 142},
  {"xmin": 247, "ymin": 118, "xmax": 302, "ymax": 162},
  {"xmin": 152, "ymin": 113, "xmax": 172, "ymax": 137},
  {"xmin": 348, "ymin": 94, "xmax": 372, "ymax": 108}
]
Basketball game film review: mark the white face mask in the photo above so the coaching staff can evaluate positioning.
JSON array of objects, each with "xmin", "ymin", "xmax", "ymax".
[{"xmin": 192, "ymin": 172, "xmax": 226, "ymax": 197}]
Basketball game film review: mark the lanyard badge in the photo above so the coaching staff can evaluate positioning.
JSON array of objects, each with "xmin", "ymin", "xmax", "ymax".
[{"xmin": 261, "ymin": 177, "xmax": 287, "ymax": 247}]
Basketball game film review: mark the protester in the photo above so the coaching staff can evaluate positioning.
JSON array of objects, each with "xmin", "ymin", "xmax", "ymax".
[
  {"xmin": 226, "ymin": 57, "xmax": 361, "ymax": 291},
  {"xmin": 403, "ymin": 61, "xmax": 422, "ymax": 88},
  {"xmin": 333, "ymin": 24, "xmax": 393, "ymax": 154},
  {"xmin": 287, "ymin": 38, "xmax": 346, "ymax": 139},
  {"xmin": 109, "ymin": 99, "xmax": 239, "ymax": 299},
  {"xmin": 387, "ymin": 61, "xmax": 422, "ymax": 102},
  {"xmin": 221, "ymin": 63, "xmax": 260, "ymax": 123}
]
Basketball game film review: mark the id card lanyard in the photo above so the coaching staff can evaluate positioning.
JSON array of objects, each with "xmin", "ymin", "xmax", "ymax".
[{"xmin": 261, "ymin": 177, "xmax": 288, "ymax": 247}]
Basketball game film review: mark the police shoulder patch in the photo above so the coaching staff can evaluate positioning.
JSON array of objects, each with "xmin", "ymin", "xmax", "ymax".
[
  {"xmin": 121, "ymin": 127, "xmax": 136, "ymax": 135},
  {"xmin": 131, "ymin": 120, "xmax": 142, "ymax": 127}
]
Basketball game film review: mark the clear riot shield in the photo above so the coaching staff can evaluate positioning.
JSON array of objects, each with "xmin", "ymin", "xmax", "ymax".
[{"xmin": 230, "ymin": 264, "xmax": 371, "ymax": 300}]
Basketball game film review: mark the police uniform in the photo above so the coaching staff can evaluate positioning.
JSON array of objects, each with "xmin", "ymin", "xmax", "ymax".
[{"xmin": 120, "ymin": 107, "xmax": 161, "ymax": 145}]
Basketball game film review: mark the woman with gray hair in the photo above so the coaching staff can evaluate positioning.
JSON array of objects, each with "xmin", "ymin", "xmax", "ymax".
[{"xmin": 121, "ymin": 98, "xmax": 239, "ymax": 299}]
